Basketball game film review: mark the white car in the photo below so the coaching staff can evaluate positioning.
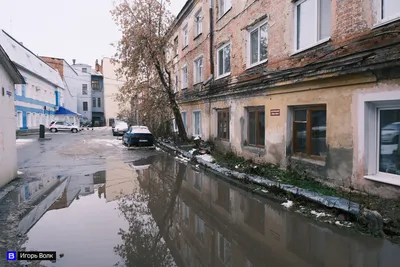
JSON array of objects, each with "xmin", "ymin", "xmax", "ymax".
[
  {"xmin": 113, "ymin": 121, "xmax": 129, "ymax": 136},
  {"xmin": 49, "ymin": 121, "xmax": 79, "ymax": 133}
]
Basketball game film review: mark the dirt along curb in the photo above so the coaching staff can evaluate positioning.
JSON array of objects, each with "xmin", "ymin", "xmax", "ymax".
[{"xmin": 156, "ymin": 140, "xmax": 388, "ymax": 238}]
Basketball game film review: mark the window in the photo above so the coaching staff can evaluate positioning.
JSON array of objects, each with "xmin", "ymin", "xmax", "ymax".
[
  {"xmin": 295, "ymin": 0, "xmax": 331, "ymax": 51},
  {"xmin": 98, "ymin": 97, "xmax": 101, "ymax": 107},
  {"xmin": 217, "ymin": 43, "xmax": 231, "ymax": 77},
  {"xmin": 174, "ymin": 37, "xmax": 179, "ymax": 56},
  {"xmin": 1, "ymin": 87, "xmax": 4, "ymax": 96},
  {"xmin": 85, "ymin": 187, "xmax": 90, "ymax": 193},
  {"xmin": 292, "ymin": 106, "xmax": 327, "ymax": 157},
  {"xmin": 217, "ymin": 232, "xmax": 232, "ymax": 265},
  {"xmin": 181, "ymin": 112, "xmax": 187, "ymax": 129},
  {"xmin": 182, "ymin": 202, "xmax": 190, "ymax": 225},
  {"xmin": 194, "ymin": 172, "xmax": 202, "ymax": 191},
  {"xmin": 82, "ymin": 84, "xmax": 88, "ymax": 95},
  {"xmin": 174, "ymin": 74, "xmax": 179, "ymax": 92},
  {"xmin": 182, "ymin": 24, "xmax": 188, "ymax": 47},
  {"xmin": 219, "ymin": 0, "xmax": 232, "ymax": 18},
  {"xmin": 193, "ymin": 111, "xmax": 201, "ymax": 136},
  {"xmin": 247, "ymin": 107, "xmax": 265, "ymax": 147},
  {"xmin": 182, "ymin": 65, "xmax": 188, "ymax": 89},
  {"xmin": 92, "ymin": 97, "xmax": 96, "ymax": 107},
  {"xmin": 17, "ymin": 111, "xmax": 22, "ymax": 128},
  {"xmin": 92, "ymin": 80, "xmax": 100, "ymax": 90},
  {"xmin": 194, "ymin": 57, "xmax": 203, "ymax": 84},
  {"xmin": 82, "ymin": 68, "xmax": 87, "ymax": 73},
  {"xmin": 195, "ymin": 10, "xmax": 203, "ymax": 36},
  {"xmin": 248, "ymin": 22, "xmax": 268, "ymax": 66},
  {"xmin": 83, "ymin": 101, "xmax": 88, "ymax": 111},
  {"xmin": 380, "ymin": 0, "xmax": 400, "ymax": 22},
  {"xmin": 378, "ymin": 109, "xmax": 400, "ymax": 175},
  {"xmin": 195, "ymin": 214, "xmax": 205, "ymax": 243},
  {"xmin": 217, "ymin": 109, "xmax": 230, "ymax": 140}
]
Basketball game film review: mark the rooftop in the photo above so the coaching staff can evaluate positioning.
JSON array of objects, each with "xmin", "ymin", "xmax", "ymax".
[{"xmin": 0, "ymin": 30, "xmax": 64, "ymax": 88}]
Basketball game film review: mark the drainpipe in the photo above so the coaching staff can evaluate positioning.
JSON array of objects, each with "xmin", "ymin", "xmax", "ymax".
[{"xmin": 208, "ymin": 0, "xmax": 214, "ymax": 140}]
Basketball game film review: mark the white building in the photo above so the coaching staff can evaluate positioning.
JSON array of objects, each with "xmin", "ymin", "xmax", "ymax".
[
  {"xmin": 0, "ymin": 45, "xmax": 24, "ymax": 188},
  {"xmin": 0, "ymin": 30, "xmax": 65, "ymax": 130},
  {"xmin": 72, "ymin": 61, "xmax": 92, "ymax": 123},
  {"xmin": 101, "ymin": 57, "xmax": 125, "ymax": 126}
]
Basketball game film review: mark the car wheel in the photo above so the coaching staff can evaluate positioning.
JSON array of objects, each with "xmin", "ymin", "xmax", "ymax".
[
  {"xmin": 50, "ymin": 128, "xmax": 57, "ymax": 133},
  {"xmin": 72, "ymin": 128, "xmax": 78, "ymax": 133}
]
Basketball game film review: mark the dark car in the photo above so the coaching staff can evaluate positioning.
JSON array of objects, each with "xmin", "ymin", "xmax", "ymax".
[{"xmin": 123, "ymin": 126, "xmax": 155, "ymax": 147}]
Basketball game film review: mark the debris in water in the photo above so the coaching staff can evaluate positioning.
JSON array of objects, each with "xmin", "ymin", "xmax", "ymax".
[{"xmin": 282, "ymin": 200, "xmax": 294, "ymax": 208}]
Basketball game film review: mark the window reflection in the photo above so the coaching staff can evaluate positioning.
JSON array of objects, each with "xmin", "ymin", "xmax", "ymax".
[{"xmin": 379, "ymin": 109, "xmax": 400, "ymax": 175}]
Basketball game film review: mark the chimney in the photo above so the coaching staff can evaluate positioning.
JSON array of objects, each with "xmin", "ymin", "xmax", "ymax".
[
  {"xmin": 72, "ymin": 59, "xmax": 76, "ymax": 65},
  {"xmin": 95, "ymin": 59, "xmax": 99, "ymax": 72}
]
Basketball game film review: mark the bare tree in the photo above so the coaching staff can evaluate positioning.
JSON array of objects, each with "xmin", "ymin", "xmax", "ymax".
[{"xmin": 111, "ymin": 0, "xmax": 188, "ymax": 141}]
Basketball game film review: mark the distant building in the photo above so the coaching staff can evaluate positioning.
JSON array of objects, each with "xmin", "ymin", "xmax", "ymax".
[
  {"xmin": 91, "ymin": 60, "xmax": 105, "ymax": 126},
  {"xmin": 72, "ymin": 60, "xmax": 92, "ymax": 123},
  {"xmin": 101, "ymin": 58, "xmax": 125, "ymax": 126},
  {"xmin": 0, "ymin": 30, "xmax": 65, "ymax": 130},
  {"xmin": 0, "ymin": 44, "xmax": 24, "ymax": 188}
]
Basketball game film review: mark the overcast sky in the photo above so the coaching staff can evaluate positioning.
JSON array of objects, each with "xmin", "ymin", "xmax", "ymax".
[{"xmin": 0, "ymin": 0, "xmax": 186, "ymax": 66}]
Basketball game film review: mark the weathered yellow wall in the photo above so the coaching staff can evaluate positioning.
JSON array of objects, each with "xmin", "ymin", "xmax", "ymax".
[{"xmin": 179, "ymin": 74, "xmax": 400, "ymax": 198}]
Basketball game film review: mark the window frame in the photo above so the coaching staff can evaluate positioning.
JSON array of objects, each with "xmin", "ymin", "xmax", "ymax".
[
  {"xmin": 174, "ymin": 36, "xmax": 179, "ymax": 57},
  {"xmin": 364, "ymin": 99, "xmax": 400, "ymax": 186},
  {"xmin": 194, "ymin": 214, "xmax": 205, "ymax": 243},
  {"xmin": 181, "ymin": 111, "xmax": 187, "ymax": 129},
  {"xmin": 98, "ymin": 97, "xmax": 101, "ymax": 108},
  {"xmin": 194, "ymin": 10, "xmax": 203, "ymax": 37},
  {"xmin": 217, "ymin": 108, "xmax": 230, "ymax": 141},
  {"xmin": 293, "ymin": 0, "xmax": 331, "ymax": 53},
  {"xmin": 193, "ymin": 110, "xmax": 202, "ymax": 136},
  {"xmin": 193, "ymin": 56, "xmax": 204, "ymax": 84},
  {"xmin": 83, "ymin": 101, "xmax": 88, "ymax": 111},
  {"xmin": 247, "ymin": 20, "xmax": 268, "ymax": 68},
  {"xmin": 82, "ymin": 68, "xmax": 87, "ymax": 73},
  {"xmin": 92, "ymin": 97, "xmax": 96, "ymax": 108},
  {"xmin": 92, "ymin": 80, "xmax": 100, "ymax": 90},
  {"xmin": 182, "ymin": 65, "xmax": 188, "ymax": 89},
  {"xmin": 377, "ymin": 0, "xmax": 400, "ymax": 24},
  {"xmin": 219, "ymin": 0, "xmax": 232, "ymax": 18},
  {"xmin": 174, "ymin": 73, "xmax": 179, "ymax": 92},
  {"xmin": 216, "ymin": 42, "xmax": 231, "ymax": 78},
  {"xmin": 247, "ymin": 106, "xmax": 265, "ymax": 147},
  {"xmin": 292, "ymin": 105, "xmax": 327, "ymax": 160},
  {"xmin": 82, "ymin": 84, "xmax": 88, "ymax": 95},
  {"xmin": 182, "ymin": 24, "xmax": 189, "ymax": 48}
]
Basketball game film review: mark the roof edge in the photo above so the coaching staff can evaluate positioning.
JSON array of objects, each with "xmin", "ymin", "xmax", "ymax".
[{"xmin": 0, "ymin": 45, "xmax": 25, "ymax": 84}]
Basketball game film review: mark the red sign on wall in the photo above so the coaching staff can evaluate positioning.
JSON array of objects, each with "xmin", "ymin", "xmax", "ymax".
[{"xmin": 270, "ymin": 109, "xmax": 280, "ymax": 116}]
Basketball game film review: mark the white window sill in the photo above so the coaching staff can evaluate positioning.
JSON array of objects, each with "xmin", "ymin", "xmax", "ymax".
[
  {"xmin": 216, "ymin": 72, "xmax": 231, "ymax": 80},
  {"xmin": 373, "ymin": 16, "xmax": 400, "ymax": 29},
  {"xmin": 364, "ymin": 173, "xmax": 400, "ymax": 187},
  {"xmin": 246, "ymin": 59, "xmax": 268, "ymax": 70},
  {"xmin": 291, "ymin": 38, "xmax": 331, "ymax": 56}
]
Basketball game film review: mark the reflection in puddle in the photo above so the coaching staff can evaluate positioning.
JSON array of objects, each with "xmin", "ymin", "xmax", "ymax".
[{"xmin": 19, "ymin": 155, "xmax": 400, "ymax": 267}]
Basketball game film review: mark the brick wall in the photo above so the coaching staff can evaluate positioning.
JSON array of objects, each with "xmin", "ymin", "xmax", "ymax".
[{"xmin": 170, "ymin": 0, "xmax": 398, "ymax": 93}]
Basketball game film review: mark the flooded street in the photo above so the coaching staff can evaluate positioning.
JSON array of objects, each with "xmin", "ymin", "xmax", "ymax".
[{"xmin": 1, "ymin": 130, "xmax": 400, "ymax": 266}]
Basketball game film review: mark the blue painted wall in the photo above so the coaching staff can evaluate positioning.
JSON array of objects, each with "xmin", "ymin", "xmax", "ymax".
[{"xmin": 15, "ymin": 106, "xmax": 55, "ymax": 130}]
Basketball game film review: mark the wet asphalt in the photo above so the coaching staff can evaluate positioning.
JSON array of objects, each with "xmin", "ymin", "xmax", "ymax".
[{"xmin": 0, "ymin": 128, "xmax": 400, "ymax": 267}]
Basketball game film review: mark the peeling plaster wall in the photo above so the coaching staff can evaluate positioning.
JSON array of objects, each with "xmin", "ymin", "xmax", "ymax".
[{"xmin": 182, "ymin": 74, "xmax": 400, "ymax": 198}]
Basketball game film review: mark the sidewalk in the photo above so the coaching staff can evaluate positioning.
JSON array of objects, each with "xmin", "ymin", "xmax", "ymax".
[{"xmin": 156, "ymin": 140, "xmax": 400, "ymax": 242}]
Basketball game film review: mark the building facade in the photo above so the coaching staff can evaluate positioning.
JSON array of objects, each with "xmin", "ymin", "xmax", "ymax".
[
  {"xmin": 41, "ymin": 56, "xmax": 80, "ymax": 114},
  {"xmin": 0, "ymin": 45, "xmax": 24, "ymax": 188},
  {"xmin": 170, "ymin": 0, "xmax": 400, "ymax": 198},
  {"xmin": 0, "ymin": 30, "xmax": 65, "ymax": 130},
  {"xmin": 72, "ymin": 61, "xmax": 93, "ymax": 123},
  {"xmin": 101, "ymin": 57, "xmax": 125, "ymax": 126},
  {"xmin": 91, "ymin": 60, "xmax": 105, "ymax": 126}
]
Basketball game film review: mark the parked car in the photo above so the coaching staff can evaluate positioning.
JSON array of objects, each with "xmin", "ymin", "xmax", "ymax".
[
  {"xmin": 381, "ymin": 122, "xmax": 400, "ymax": 144},
  {"xmin": 113, "ymin": 121, "xmax": 129, "ymax": 136},
  {"xmin": 49, "ymin": 121, "xmax": 80, "ymax": 133},
  {"xmin": 122, "ymin": 126, "xmax": 155, "ymax": 147}
]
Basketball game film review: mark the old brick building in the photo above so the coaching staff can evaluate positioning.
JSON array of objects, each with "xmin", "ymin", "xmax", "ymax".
[{"xmin": 169, "ymin": 0, "xmax": 400, "ymax": 198}]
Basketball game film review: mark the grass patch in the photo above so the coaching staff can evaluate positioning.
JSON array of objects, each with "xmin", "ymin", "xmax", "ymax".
[{"xmin": 212, "ymin": 151, "xmax": 339, "ymax": 197}]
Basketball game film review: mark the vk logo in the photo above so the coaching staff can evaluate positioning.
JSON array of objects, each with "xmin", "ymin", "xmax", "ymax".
[{"xmin": 6, "ymin": 251, "xmax": 16, "ymax": 261}]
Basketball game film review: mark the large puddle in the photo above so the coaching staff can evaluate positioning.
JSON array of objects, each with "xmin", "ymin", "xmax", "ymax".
[{"xmin": 13, "ymin": 154, "xmax": 400, "ymax": 267}]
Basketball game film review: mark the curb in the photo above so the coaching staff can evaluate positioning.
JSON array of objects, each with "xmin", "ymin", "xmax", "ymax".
[{"xmin": 156, "ymin": 141, "xmax": 360, "ymax": 215}]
